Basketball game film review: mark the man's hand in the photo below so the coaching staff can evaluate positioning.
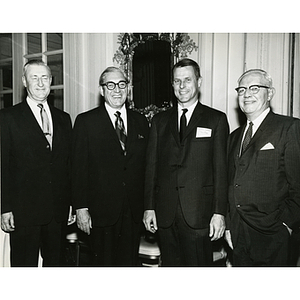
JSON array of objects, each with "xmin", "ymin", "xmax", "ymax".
[
  {"xmin": 143, "ymin": 210, "xmax": 158, "ymax": 233},
  {"xmin": 209, "ymin": 213, "xmax": 225, "ymax": 241},
  {"xmin": 76, "ymin": 209, "xmax": 92, "ymax": 235},
  {"xmin": 1, "ymin": 212, "xmax": 15, "ymax": 233},
  {"xmin": 224, "ymin": 229, "xmax": 233, "ymax": 249}
]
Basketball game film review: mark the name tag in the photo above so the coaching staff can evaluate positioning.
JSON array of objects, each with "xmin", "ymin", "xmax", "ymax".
[{"xmin": 196, "ymin": 127, "xmax": 212, "ymax": 138}]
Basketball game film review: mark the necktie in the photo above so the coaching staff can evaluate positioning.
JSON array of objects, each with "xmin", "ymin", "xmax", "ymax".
[
  {"xmin": 241, "ymin": 121, "xmax": 253, "ymax": 155},
  {"xmin": 180, "ymin": 108, "xmax": 188, "ymax": 142},
  {"xmin": 115, "ymin": 111, "xmax": 127, "ymax": 155},
  {"xmin": 37, "ymin": 103, "xmax": 52, "ymax": 148}
]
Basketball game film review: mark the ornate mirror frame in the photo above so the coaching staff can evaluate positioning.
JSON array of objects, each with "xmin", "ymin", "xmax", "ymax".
[{"xmin": 113, "ymin": 33, "xmax": 198, "ymax": 121}]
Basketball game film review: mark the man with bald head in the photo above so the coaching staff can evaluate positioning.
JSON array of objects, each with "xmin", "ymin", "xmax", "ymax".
[
  {"xmin": 226, "ymin": 69, "xmax": 300, "ymax": 266},
  {"xmin": 72, "ymin": 67, "xmax": 149, "ymax": 266}
]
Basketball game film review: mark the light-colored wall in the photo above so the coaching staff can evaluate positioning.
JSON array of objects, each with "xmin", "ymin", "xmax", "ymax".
[
  {"xmin": 189, "ymin": 33, "xmax": 293, "ymax": 132},
  {"xmin": 64, "ymin": 33, "xmax": 119, "ymax": 121},
  {"xmin": 64, "ymin": 33, "xmax": 298, "ymax": 133}
]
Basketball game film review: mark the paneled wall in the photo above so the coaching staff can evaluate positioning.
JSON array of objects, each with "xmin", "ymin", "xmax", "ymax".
[
  {"xmin": 189, "ymin": 33, "xmax": 293, "ymax": 132},
  {"xmin": 64, "ymin": 33, "xmax": 298, "ymax": 133},
  {"xmin": 64, "ymin": 33, "xmax": 118, "ymax": 121}
]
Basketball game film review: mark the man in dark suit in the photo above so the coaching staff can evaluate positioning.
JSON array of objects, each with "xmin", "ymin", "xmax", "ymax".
[
  {"xmin": 143, "ymin": 58, "xmax": 229, "ymax": 266},
  {"xmin": 225, "ymin": 69, "xmax": 300, "ymax": 266},
  {"xmin": 0, "ymin": 60, "xmax": 72, "ymax": 267},
  {"xmin": 72, "ymin": 67, "xmax": 149, "ymax": 266}
]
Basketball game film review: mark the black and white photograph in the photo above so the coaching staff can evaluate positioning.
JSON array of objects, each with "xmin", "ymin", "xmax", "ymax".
[{"xmin": 0, "ymin": 2, "xmax": 300, "ymax": 299}]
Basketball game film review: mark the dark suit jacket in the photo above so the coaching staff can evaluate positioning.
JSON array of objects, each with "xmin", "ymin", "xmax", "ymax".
[
  {"xmin": 144, "ymin": 102, "xmax": 229, "ymax": 229},
  {"xmin": 71, "ymin": 103, "xmax": 149, "ymax": 227},
  {"xmin": 0, "ymin": 100, "xmax": 72, "ymax": 227},
  {"xmin": 227, "ymin": 110, "xmax": 300, "ymax": 246}
]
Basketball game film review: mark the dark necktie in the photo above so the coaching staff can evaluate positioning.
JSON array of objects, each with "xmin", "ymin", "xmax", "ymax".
[
  {"xmin": 115, "ymin": 111, "xmax": 127, "ymax": 155},
  {"xmin": 180, "ymin": 108, "xmax": 188, "ymax": 142},
  {"xmin": 37, "ymin": 103, "xmax": 52, "ymax": 148},
  {"xmin": 241, "ymin": 121, "xmax": 253, "ymax": 155}
]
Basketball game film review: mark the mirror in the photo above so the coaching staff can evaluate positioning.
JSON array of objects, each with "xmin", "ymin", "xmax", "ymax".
[{"xmin": 113, "ymin": 33, "xmax": 198, "ymax": 121}]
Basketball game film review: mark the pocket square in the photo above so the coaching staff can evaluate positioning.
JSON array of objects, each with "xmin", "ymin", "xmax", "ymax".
[
  {"xmin": 260, "ymin": 142, "xmax": 275, "ymax": 150},
  {"xmin": 137, "ymin": 134, "xmax": 144, "ymax": 139},
  {"xmin": 196, "ymin": 127, "xmax": 212, "ymax": 138}
]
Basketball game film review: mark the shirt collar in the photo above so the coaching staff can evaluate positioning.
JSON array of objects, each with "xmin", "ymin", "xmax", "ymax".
[
  {"xmin": 26, "ymin": 96, "xmax": 48, "ymax": 107},
  {"xmin": 104, "ymin": 102, "xmax": 127, "ymax": 132},
  {"xmin": 105, "ymin": 102, "xmax": 126, "ymax": 117},
  {"xmin": 26, "ymin": 96, "xmax": 50, "ymax": 112},
  {"xmin": 177, "ymin": 100, "xmax": 198, "ymax": 124},
  {"xmin": 248, "ymin": 107, "xmax": 270, "ymax": 128}
]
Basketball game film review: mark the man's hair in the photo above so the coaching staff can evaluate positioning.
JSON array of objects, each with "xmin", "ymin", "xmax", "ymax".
[
  {"xmin": 99, "ymin": 66, "xmax": 128, "ymax": 86},
  {"xmin": 238, "ymin": 69, "xmax": 273, "ymax": 87},
  {"xmin": 172, "ymin": 58, "xmax": 202, "ymax": 81},
  {"xmin": 23, "ymin": 59, "xmax": 52, "ymax": 77}
]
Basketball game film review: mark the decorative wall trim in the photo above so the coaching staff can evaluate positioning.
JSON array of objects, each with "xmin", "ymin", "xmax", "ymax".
[{"xmin": 113, "ymin": 33, "xmax": 198, "ymax": 120}]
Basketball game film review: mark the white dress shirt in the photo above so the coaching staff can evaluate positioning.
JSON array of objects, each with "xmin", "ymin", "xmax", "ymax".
[
  {"xmin": 26, "ymin": 97, "xmax": 53, "ymax": 135},
  {"xmin": 105, "ymin": 102, "xmax": 128, "ymax": 133},
  {"xmin": 177, "ymin": 100, "xmax": 198, "ymax": 131},
  {"xmin": 240, "ymin": 107, "xmax": 270, "ymax": 155}
]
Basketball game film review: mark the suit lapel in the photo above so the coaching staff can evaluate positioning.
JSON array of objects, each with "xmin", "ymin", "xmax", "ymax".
[
  {"xmin": 100, "ymin": 104, "xmax": 123, "ymax": 149},
  {"xmin": 183, "ymin": 102, "xmax": 203, "ymax": 140},
  {"xmin": 168, "ymin": 106, "xmax": 181, "ymax": 147},
  {"xmin": 126, "ymin": 109, "xmax": 137, "ymax": 156},
  {"xmin": 21, "ymin": 101, "xmax": 46, "ymax": 139},
  {"xmin": 50, "ymin": 105, "xmax": 64, "ymax": 152},
  {"xmin": 232, "ymin": 125, "xmax": 245, "ymax": 167},
  {"xmin": 242, "ymin": 111, "xmax": 274, "ymax": 156},
  {"xmin": 167, "ymin": 102, "xmax": 204, "ymax": 146}
]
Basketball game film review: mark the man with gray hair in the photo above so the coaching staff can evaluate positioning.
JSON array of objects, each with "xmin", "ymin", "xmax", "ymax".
[
  {"xmin": 0, "ymin": 60, "xmax": 72, "ymax": 266},
  {"xmin": 226, "ymin": 69, "xmax": 300, "ymax": 266},
  {"xmin": 72, "ymin": 66, "xmax": 149, "ymax": 266}
]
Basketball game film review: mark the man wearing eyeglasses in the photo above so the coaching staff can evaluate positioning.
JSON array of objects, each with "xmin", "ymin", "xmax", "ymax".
[
  {"xmin": 225, "ymin": 69, "xmax": 300, "ymax": 266},
  {"xmin": 72, "ymin": 67, "xmax": 149, "ymax": 266}
]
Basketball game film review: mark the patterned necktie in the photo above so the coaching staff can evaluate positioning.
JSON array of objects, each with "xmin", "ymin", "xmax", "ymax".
[
  {"xmin": 37, "ymin": 103, "xmax": 52, "ymax": 148},
  {"xmin": 180, "ymin": 108, "xmax": 188, "ymax": 142},
  {"xmin": 115, "ymin": 111, "xmax": 127, "ymax": 155},
  {"xmin": 241, "ymin": 121, "xmax": 253, "ymax": 155}
]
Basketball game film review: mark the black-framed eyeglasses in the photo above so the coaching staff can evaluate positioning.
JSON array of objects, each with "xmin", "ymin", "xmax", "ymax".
[
  {"xmin": 101, "ymin": 81, "xmax": 127, "ymax": 90},
  {"xmin": 235, "ymin": 85, "xmax": 270, "ymax": 96}
]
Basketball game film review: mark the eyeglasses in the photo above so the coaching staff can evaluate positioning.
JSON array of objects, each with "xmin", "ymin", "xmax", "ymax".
[
  {"xmin": 235, "ymin": 85, "xmax": 270, "ymax": 96},
  {"xmin": 101, "ymin": 81, "xmax": 127, "ymax": 90}
]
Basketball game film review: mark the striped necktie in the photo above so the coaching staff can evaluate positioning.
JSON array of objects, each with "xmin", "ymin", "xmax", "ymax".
[
  {"xmin": 37, "ymin": 103, "xmax": 52, "ymax": 149},
  {"xmin": 115, "ymin": 111, "xmax": 127, "ymax": 155},
  {"xmin": 241, "ymin": 121, "xmax": 253, "ymax": 155}
]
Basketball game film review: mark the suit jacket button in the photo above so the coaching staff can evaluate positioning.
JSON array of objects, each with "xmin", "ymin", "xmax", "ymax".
[{"xmin": 237, "ymin": 204, "xmax": 241, "ymax": 208}]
